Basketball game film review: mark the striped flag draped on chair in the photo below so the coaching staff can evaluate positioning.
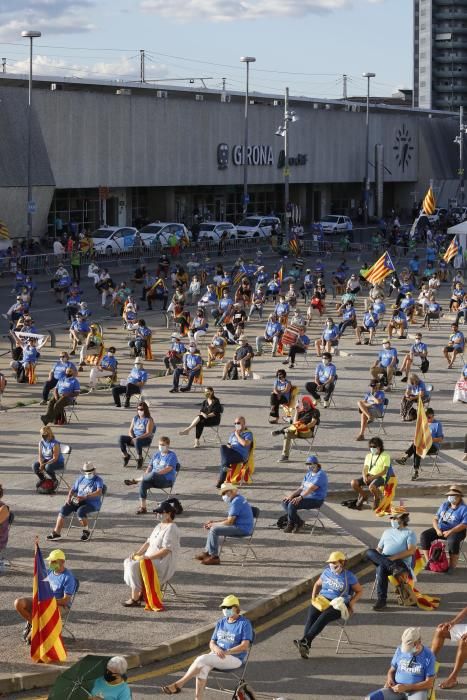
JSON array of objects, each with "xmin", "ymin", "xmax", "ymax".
[
  {"xmin": 363, "ymin": 251, "xmax": 396, "ymax": 286},
  {"xmin": 139, "ymin": 558, "xmax": 165, "ymax": 611},
  {"xmin": 30, "ymin": 543, "xmax": 67, "ymax": 663},
  {"xmin": 0, "ymin": 221, "xmax": 10, "ymax": 239},
  {"xmin": 422, "ymin": 186, "xmax": 436, "ymax": 216},
  {"xmin": 443, "ymin": 236, "xmax": 459, "ymax": 263},
  {"xmin": 414, "ymin": 395, "xmax": 432, "ymax": 458}
]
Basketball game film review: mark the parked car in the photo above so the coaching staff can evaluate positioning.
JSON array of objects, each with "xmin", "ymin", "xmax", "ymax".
[
  {"xmin": 138, "ymin": 222, "xmax": 190, "ymax": 247},
  {"xmin": 91, "ymin": 226, "xmax": 137, "ymax": 254},
  {"xmin": 236, "ymin": 216, "xmax": 281, "ymax": 238},
  {"xmin": 198, "ymin": 222, "xmax": 237, "ymax": 242},
  {"xmin": 318, "ymin": 215, "xmax": 352, "ymax": 233}
]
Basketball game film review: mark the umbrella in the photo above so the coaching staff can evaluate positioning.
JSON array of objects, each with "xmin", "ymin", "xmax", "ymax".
[{"xmin": 48, "ymin": 655, "xmax": 110, "ymax": 700}]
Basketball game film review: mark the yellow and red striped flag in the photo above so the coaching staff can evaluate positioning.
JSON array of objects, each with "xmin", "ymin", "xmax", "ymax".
[
  {"xmin": 289, "ymin": 239, "xmax": 300, "ymax": 256},
  {"xmin": 363, "ymin": 251, "xmax": 396, "ymax": 285},
  {"xmin": 277, "ymin": 266, "xmax": 283, "ymax": 286},
  {"xmin": 140, "ymin": 558, "xmax": 165, "ymax": 611},
  {"xmin": 0, "ymin": 220, "xmax": 10, "ymax": 240},
  {"xmin": 422, "ymin": 186, "xmax": 436, "ymax": 216},
  {"xmin": 414, "ymin": 395, "xmax": 432, "ymax": 458},
  {"xmin": 30, "ymin": 543, "xmax": 67, "ymax": 663},
  {"xmin": 443, "ymin": 236, "xmax": 459, "ymax": 263}
]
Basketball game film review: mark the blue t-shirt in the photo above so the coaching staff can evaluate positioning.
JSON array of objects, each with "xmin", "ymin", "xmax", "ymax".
[
  {"xmin": 265, "ymin": 321, "xmax": 282, "ymax": 338},
  {"xmin": 57, "ymin": 376, "xmax": 80, "ymax": 395},
  {"xmin": 301, "ymin": 469, "xmax": 328, "ymax": 501},
  {"xmin": 228, "ymin": 494, "xmax": 254, "ymax": 535},
  {"xmin": 342, "ymin": 307, "xmax": 356, "ymax": 321},
  {"xmin": 373, "ymin": 300, "xmax": 386, "ymax": 315},
  {"xmin": 22, "ymin": 346, "xmax": 39, "ymax": 363},
  {"xmin": 436, "ymin": 501, "xmax": 467, "ymax": 531},
  {"xmin": 228, "ymin": 431, "xmax": 253, "ymax": 462},
  {"xmin": 136, "ymin": 326, "xmax": 151, "ymax": 339},
  {"xmin": 323, "ymin": 325, "xmax": 339, "ymax": 341},
  {"xmin": 132, "ymin": 416, "xmax": 153, "ymax": 437},
  {"xmin": 463, "ymin": 363, "xmax": 467, "ymax": 378},
  {"xmin": 267, "ymin": 280, "xmax": 280, "ymax": 292},
  {"xmin": 219, "ymin": 297, "xmax": 233, "ymax": 311},
  {"xmin": 70, "ymin": 319, "xmax": 90, "ymax": 333},
  {"xmin": 149, "ymin": 450, "xmax": 178, "ymax": 482},
  {"xmin": 128, "ymin": 367, "xmax": 148, "ymax": 385},
  {"xmin": 211, "ymin": 615, "xmax": 254, "ymax": 661},
  {"xmin": 316, "ymin": 362, "xmax": 336, "ymax": 384},
  {"xmin": 428, "ymin": 302, "xmax": 440, "ymax": 314},
  {"xmin": 391, "ymin": 646, "xmax": 436, "ymax": 685},
  {"xmin": 378, "ymin": 348, "xmax": 398, "ymax": 368},
  {"xmin": 410, "ymin": 341, "xmax": 427, "ymax": 356},
  {"xmin": 90, "ymin": 677, "xmax": 132, "ymax": 700},
  {"xmin": 40, "ymin": 439, "xmax": 64, "ymax": 465},
  {"xmin": 378, "ymin": 528, "xmax": 417, "ymax": 569},
  {"xmin": 400, "ymin": 297, "xmax": 414, "ymax": 311},
  {"xmin": 100, "ymin": 354, "xmax": 118, "ymax": 371},
  {"xmin": 47, "ymin": 567, "xmax": 77, "ymax": 600},
  {"xmin": 363, "ymin": 312, "xmax": 378, "ymax": 329},
  {"xmin": 275, "ymin": 302, "xmax": 289, "ymax": 316},
  {"xmin": 363, "ymin": 390, "xmax": 385, "ymax": 413},
  {"xmin": 52, "ymin": 360, "xmax": 76, "ymax": 380},
  {"xmin": 320, "ymin": 566, "xmax": 358, "ymax": 604},
  {"xmin": 407, "ymin": 380, "xmax": 427, "ymax": 397},
  {"xmin": 185, "ymin": 353, "xmax": 203, "ymax": 370},
  {"xmin": 72, "ymin": 474, "xmax": 104, "ymax": 510},
  {"xmin": 450, "ymin": 331, "xmax": 465, "ymax": 349},
  {"xmin": 429, "ymin": 421, "xmax": 443, "ymax": 439},
  {"xmin": 274, "ymin": 378, "xmax": 291, "ymax": 401}
]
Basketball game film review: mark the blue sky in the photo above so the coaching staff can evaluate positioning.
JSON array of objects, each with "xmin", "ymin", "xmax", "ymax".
[{"xmin": 0, "ymin": 1, "xmax": 412, "ymax": 99}]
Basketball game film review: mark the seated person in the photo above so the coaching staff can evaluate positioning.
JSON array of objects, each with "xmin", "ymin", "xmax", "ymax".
[
  {"xmin": 400, "ymin": 332, "xmax": 428, "ymax": 381},
  {"xmin": 161, "ymin": 594, "xmax": 253, "ymax": 696},
  {"xmin": 370, "ymin": 340, "xmax": 398, "ymax": 389},
  {"xmin": 188, "ymin": 274, "xmax": 201, "ymax": 304},
  {"xmin": 198, "ymin": 283, "xmax": 218, "ymax": 310},
  {"xmin": 305, "ymin": 353, "xmax": 337, "ymax": 408},
  {"xmin": 217, "ymin": 416, "xmax": 253, "ymax": 488},
  {"xmin": 47, "ymin": 462, "xmax": 104, "ymax": 541},
  {"xmin": 455, "ymin": 292, "xmax": 467, "ymax": 325},
  {"xmin": 179, "ymin": 386, "xmax": 222, "ymax": 448},
  {"xmin": 119, "ymin": 401, "xmax": 155, "ymax": 469},
  {"xmin": 421, "ymin": 293, "xmax": 441, "ymax": 330},
  {"xmin": 350, "ymin": 437, "xmax": 391, "ymax": 510},
  {"xmin": 9, "ymin": 335, "xmax": 43, "ymax": 383},
  {"xmin": 223, "ymin": 302, "xmax": 247, "ymax": 342},
  {"xmin": 124, "ymin": 436, "xmax": 179, "ymax": 515},
  {"xmin": 53, "ymin": 265, "xmax": 72, "ymax": 303},
  {"xmin": 196, "ymin": 485, "xmax": 254, "ymax": 566},
  {"xmin": 41, "ymin": 368, "xmax": 80, "ymax": 425},
  {"xmin": 416, "ymin": 284, "xmax": 430, "ymax": 315},
  {"xmin": 112, "ymin": 358, "xmax": 147, "ymax": 408},
  {"xmin": 396, "ymin": 407, "xmax": 443, "ymax": 480},
  {"xmin": 444, "ymin": 323, "xmax": 465, "ymax": 369},
  {"xmin": 431, "ymin": 605, "xmax": 467, "ymax": 690},
  {"xmin": 111, "ymin": 282, "xmax": 131, "ymax": 316},
  {"xmin": 146, "ymin": 276, "xmax": 168, "ymax": 311},
  {"xmin": 69, "ymin": 313, "xmax": 91, "ymax": 355},
  {"xmin": 65, "ymin": 288, "xmax": 82, "ymax": 323},
  {"xmin": 33, "ymin": 426, "xmax": 64, "ymax": 488},
  {"xmin": 188, "ymin": 308, "xmax": 209, "ymax": 344},
  {"xmin": 345, "ymin": 273, "xmax": 361, "ymax": 296},
  {"xmin": 365, "ymin": 627, "xmax": 435, "ymax": 700},
  {"xmin": 78, "ymin": 322, "xmax": 103, "ymax": 370},
  {"xmin": 356, "ymin": 380, "xmax": 385, "ymax": 441},
  {"xmin": 212, "ymin": 288, "xmax": 233, "ymax": 326},
  {"xmin": 274, "ymin": 396, "xmax": 320, "ymax": 462},
  {"xmin": 89, "ymin": 346, "xmax": 118, "ymax": 390},
  {"xmin": 285, "ymin": 282, "xmax": 298, "ymax": 309},
  {"xmin": 222, "ymin": 337, "xmax": 254, "ymax": 381},
  {"xmin": 247, "ymin": 285, "xmax": 265, "ymax": 320},
  {"xmin": 332, "ymin": 266, "xmax": 347, "ymax": 297},
  {"xmin": 170, "ymin": 343, "xmax": 203, "ymax": 393},
  {"xmin": 386, "ymin": 306, "xmax": 408, "ymax": 340},
  {"xmin": 400, "ymin": 373, "xmax": 429, "ymax": 422},
  {"xmin": 265, "ymin": 273, "xmax": 281, "ymax": 301},
  {"xmin": 128, "ymin": 319, "xmax": 152, "ymax": 358},
  {"xmin": 315, "ymin": 318, "xmax": 339, "ymax": 357},
  {"xmin": 207, "ymin": 328, "xmax": 227, "ymax": 367},
  {"xmin": 0, "ymin": 483, "xmax": 10, "ymax": 563},
  {"xmin": 337, "ymin": 300, "xmax": 357, "ymax": 337},
  {"xmin": 282, "ymin": 326, "xmax": 310, "ymax": 369},
  {"xmin": 123, "ymin": 501, "xmax": 180, "ymax": 606},
  {"xmin": 281, "ymin": 455, "xmax": 328, "ymax": 533},
  {"xmin": 234, "ymin": 278, "xmax": 252, "ymax": 307},
  {"xmin": 400, "ymin": 291, "xmax": 416, "ymax": 323},
  {"xmin": 450, "ymin": 282, "xmax": 465, "ymax": 312},
  {"xmin": 122, "ymin": 297, "xmax": 138, "ymax": 329},
  {"xmin": 14, "ymin": 548, "xmax": 77, "ymax": 643},
  {"xmin": 163, "ymin": 334, "xmax": 186, "ymax": 375},
  {"xmin": 355, "ymin": 307, "xmax": 379, "ymax": 345},
  {"xmin": 269, "ymin": 369, "xmax": 292, "ymax": 423},
  {"xmin": 364, "ymin": 283, "xmax": 385, "ymax": 311},
  {"xmin": 89, "ymin": 657, "xmax": 132, "ymax": 700},
  {"xmin": 274, "ymin": 295, "xmax": 290, "ymax": 324},
  {"xmin": 419, "ymin": 485, "xmax": 467, "ymax": 571},
  {"xmin": 366, "ymin": 512, "xmax": 417, "ymax": 611},
  {"xmin": 255, "ymin": 313, "xmax": 282, "ymax": 357}
]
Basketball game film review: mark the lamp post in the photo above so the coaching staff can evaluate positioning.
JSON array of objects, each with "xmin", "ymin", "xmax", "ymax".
[
  {"xmin": 362, "ymin": 71, "xmax": 375, "ymax": 226},
  {"xmin": 21, "ymin": 30, "xmax": 41, "ymax": 242},
  {"xmin": 275, "ymin": 87, "xmax": 298, "ymax": 243},
  {"xmin": 240, "ymin": 56, "xmax": 256, "ymax": 217},
  {"xmin": 454, "ymin": 106, "xmax": 467, "ymax": 206}
]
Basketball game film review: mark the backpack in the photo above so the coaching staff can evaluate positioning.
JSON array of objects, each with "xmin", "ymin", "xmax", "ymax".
[
  {"xmin": 276, "ymin": 514, "xmax": 288, "ymax": 529},
  {"xmin": 162, "ymin": 497, "xmax": 183, "ymax": 515},
  {"xmin": 228, "ymin": 364, "xmax": 239, "ymax": 380},
  {"xmin": 426, "ymin": 539, "xmax": 449, "ymax": 572},
  {"xmin": 395, "ymin": 581, "xmax": 418, "ymax": 607},
  {"xmin": 36, "ymin": 478, "xmax": 58, "ymax": 495}
]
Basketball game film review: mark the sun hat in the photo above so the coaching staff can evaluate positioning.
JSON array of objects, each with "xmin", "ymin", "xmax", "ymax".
[
  {"xmin": 445, "ymin": 484, "xmax": 464, "ymax": 497},
  {"xmin": 401, "ymin": 627, "xmax": 421, "ymax": 652},
  {"xmin": 326, "ymin": 551, "xmax": 346, "ymax": 563},
  {"xmin": 220, "ymin": 482, "xmax": 238, "ymax": 494},
  {"xmin": 82, "ymin": 461, "xmax": 95, "ymax": 473},
  {"xmin": 46, "ymin": 549, "xmax": 66, "ymax": 561},
  {"xmin": 219, "ymin": 595, "xmax": 240, "ymax": 608}
]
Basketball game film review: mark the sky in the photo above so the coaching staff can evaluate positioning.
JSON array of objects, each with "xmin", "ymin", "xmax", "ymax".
[{"xmin": 0, "ymin": 1, "xmax": 412, "ymax": 100}]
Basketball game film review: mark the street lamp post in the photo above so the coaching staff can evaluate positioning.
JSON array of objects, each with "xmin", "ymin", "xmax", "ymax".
[
  {"xmin": 21, "ymin": 30, "xmax": 41, "ymax": 242},
  {"xmin": 275, "ymin": 87, "xmax": 298, "ymax": 244},
  {"xmin": 240, "ymin": 56, "xmax": 256, "ymax": 217},
  {"xmin": 362, "ymin": 71, "xmax": 375, "ymax": 226}
]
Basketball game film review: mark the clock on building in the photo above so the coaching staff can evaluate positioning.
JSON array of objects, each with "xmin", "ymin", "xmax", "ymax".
[{"xmin": 393, "ymin": 124, "xmax": 414, "ymax": 172}]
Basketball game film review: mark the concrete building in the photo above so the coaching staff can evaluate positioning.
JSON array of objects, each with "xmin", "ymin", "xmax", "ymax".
[
  {"xmin": 414, "ymin": 0, "xmax": 467, "ymax": 110},
  {"xmin": 0, "ymin": 73, "xmax": 459, "ymax": 240}
]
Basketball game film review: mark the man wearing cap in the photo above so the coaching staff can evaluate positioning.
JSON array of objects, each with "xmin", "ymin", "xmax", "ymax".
[
  {"xmin": 112, "ymin": 358, "xmax": 148, "ymax": 408},
  {"xmin": 371, "ymin": 340, "xmax": 398, "ymax": 390},
  {"xmin": 400, "ymin": 332, "xmax": 429, "ymax": 382},
  {"xmin": 47, "ymin": 462, "xmax": 104, "ymax": 541},
  {"xmin": 170, "ymin": 343, "xmax": 203, "ymax": 393},
  {"xmin": 431, "ymin": 605, "xmax": 467, "ymax": 690},
  {"xmin": 366, "ymin": 627, "xmax": 435, "ymax": 699},
  {"xmin": 366, "ymin": 512, "xmax": 417, "ymax": 611},
  {"xmin": 196, "ymin": 484, "xmax": 254, "ymax": 565},
  {"xmin": 356, "ymin": 380, "xmax": 386, "ymax": 441},
  {"xmin": 161, "ymin": 595, "xmax": 253, "ymax": 697},
  {"xmin": 41, "ymin": 366, "xmax": 80, "ymax": 425},
  {"xmin": 14, "ymin": 548, "xmax": 77, "ymax": 643},
  {"xmin": 222, "ymin": 336, "xmax": 254, "ymax": 380},
  {"xmin": 90, "ymin": 656, "xmax": 132, "ymax": 700},
  {"xmin": 420, "ymin": 485, "xmax": 467, "ymax": 571},
  {"xmin": 281, "ymin": 456, "xmax": 328, "ymax": 533}
]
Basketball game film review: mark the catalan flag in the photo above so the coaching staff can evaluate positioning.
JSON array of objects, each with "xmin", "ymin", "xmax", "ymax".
[
  {"xmin": 363, "ymin": 251, "xmax": 396, "ymax": 285},
  {"xmin": 30, "ymin": 543, "xmax": 67, "ymax": 664},
  {"xmin": 443, "ymin": 236, "xmax": 459, "ymax": 263},
  {"xmin": 422, "ymin": 186, "xmax": 436, "ymax": 216},
  {"xmin": 139, "ymin": 558, "xmax": 165, "ymax": 611},
  {"xmin": 277, "ymin": 266, "xmax": 283, "ymax": 286},
  {"xmin": 289, "ymin": 239, "xmax": 300, "ymax": 256},
  {"xmin": 414, "ymin": 394, "xmax": 432, "ymax": 458},
  {"xmin": 374, "ymin": 466, "xmax": 398, "ymax": 517},
  {"xmin": 0, "ymin": 220, "xmax": 10, "ymax": 240},
  {"xmin": 233, "ymin": 265, "xmax": 247, "ymax": 287}
]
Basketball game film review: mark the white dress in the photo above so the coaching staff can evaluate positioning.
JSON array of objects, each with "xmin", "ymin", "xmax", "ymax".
[{"xmin": 123, "ymin": 522, "xmax": 180, "ymax": 590}]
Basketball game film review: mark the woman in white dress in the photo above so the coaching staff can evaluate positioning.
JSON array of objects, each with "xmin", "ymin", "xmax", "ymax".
[{"xmin": 123, "ymin": 501, "xmax": 180, "ymax": 607}]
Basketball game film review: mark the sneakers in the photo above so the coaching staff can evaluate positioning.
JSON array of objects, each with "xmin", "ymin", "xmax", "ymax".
[
  {"xmin": 124, "ymin": 479, "xmax": 138, "ymax": 486},
  {"xmin": 80, "ymin": 529, "xmax": 91, "ymax": 541},
  {"xmin": 293, "ymin": 639, "xmax": 310, "ymax": 659},
  {"xmin": 39, "ymin": 400, "xmax": 47, "ymax": 406},
  {"xmin": 400, "ymin": 376, "xmax": 408, "ymax": 383},
  {"xmin": 278, "ymin": 455, "xmax": 289, "ymax": 462},
  {"xmin": 372, "ymin": 599, "xmax": 387, "ymax": 611},
  {"xmin": 195, "ymin": 552, "xmax": 209, "ymax": 561},
  {"xmin": 271, "ymin": 428, "xmax": 285, "ymax": 436},
  {"xmin": 122, "ymin": 454, "xmax": 131, "ymax": 467},
  {"xmin": 22, "ymin": 621, "xmax": 32, "ymax": 641},
  {"xmin": 322, "ymin": 400, "xmax": 330, "ymax": 408},
  {"xmin": 169, "ymin": 388, "xmax": 179, "ymax": 393},
  {"xmin": 411, "ymin": 471, "xmax": 419, "ymax": 481},
  {"xmin": 396, "ymin": 456, "xmax": 408, "ymax": 465},
  {"xmin": 46, "ymin": 531, "xmax": 61, "ymax": 540},
  {"xmin": 136, "ymin": 457, "xmax": 144, "ymax": 469}
]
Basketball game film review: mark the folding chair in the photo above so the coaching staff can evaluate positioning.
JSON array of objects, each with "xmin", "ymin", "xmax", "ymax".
[
  {"xmin": 418, "ymin": 449, "xmax": 441, "ymax": 478},
  {"xmin": 299, "ymin": 505, "xmax": 327, "ymax": 535},
  {"xmin": 127, "ymin": 427, "xmax": 156, "ymax": 468},
  {"xmin": 202, "ymin": 423, "xmax": 222, "ymax": 445},
  {"xmin": 65, "ymin": 485, "xmax": 107, "ymax": 541},
  {"xmin": 368, "ymin": 398, "xmax": 389, "ymax": 436},
  {"xmin": 319, "ymin": 616, "xmax": 351, "ymax": 654},
  {"xmin": 208, "ymin": 631, "xmax": 256, "ymax": 696},
  {"xmin": 0, "ymin": 511, "xmax": 14, "ymax": 570},
  {"xmin": 161, "ymin": 580, "xmax": 179, "ymax": 599},
  {"xmin": 160, "ymin": 463, "xmax": 181, "ymax": 497},
  {"xmin": 459, "ymin": 539, "xmax": 467, "ymax": 565},
  {"xmin": 218, "ymin": 506, "xmax": 259, "ymax": 567},
  {"xmin": 55, "ymin": 444, "xmax": 73, "ymax": 490},
  {"xmin": 291, "ymin": 426, "xmax": 319, "ymax": 456},
  {"xmin": 64, "ymin": 398, "xmax": 79, "ymax": 424},
  {"xmin": 182, "ymin": 368, "xmax": 203, "ymax": 392},
  {"xmin": 62, "ymin": 579, "xmax": 80, "ymax": 641}
]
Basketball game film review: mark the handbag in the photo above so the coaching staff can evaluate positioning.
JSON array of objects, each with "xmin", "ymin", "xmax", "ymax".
[{"xmin": 311, "ymin": 594, "xmax": 331, "ymax": 611}]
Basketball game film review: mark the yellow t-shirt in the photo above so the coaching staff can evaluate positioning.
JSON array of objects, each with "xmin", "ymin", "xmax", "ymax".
[{"xmin": 364, "ymin": 451, "xmax": 391, "ymax": 478}]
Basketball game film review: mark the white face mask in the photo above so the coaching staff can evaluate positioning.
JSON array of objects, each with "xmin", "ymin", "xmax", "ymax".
[
  {"xmin": 447, "ymin": 495, "xmax": 458, "ymax": 505},
  {"xmin": 222, "ymin": 495, "xmax": 231, "ymax": 503},
  {"xmin": 329, "ymin": 563, "xmax": 343, "ymax": 574},
  {"xmin": 84, "ymin": 471, "xmax": 95, "ymax": 480},
  {"xmin": 159, "ymin": 445, "xmax": 169, "ymax": 454}
]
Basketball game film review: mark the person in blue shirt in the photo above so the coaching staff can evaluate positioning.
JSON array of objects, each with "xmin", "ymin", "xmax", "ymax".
[
  {"xmin": 89, "ymin": 346, "xmax": 118, "ymax": 390},
  {"xmin": 269, "ymin": 369, "xmax": 292, "ymax": 423},
  {"xmin": 315, "ymin": 318, "xmax": 340, "ymax": 356},
  {"xmin": 444, "ymin": 323, "xmax": 465, "ymax": 369},
  {"xmin": 69, "ymin": 313, "xmax": 91, "ymax": 355},
  {"xmin": 400, "ymin": 373, "xmax": 429, "ymax": 422},
  {"xmin": 189, "ymin": 308, "xmax": 209, "ymax": 343},
  {"xmin": 32, "ymin": 425, "xmax": 65, "ymax": 488},
  {"xmin": 10, "ymin": 336, "xmax": 41, "ymax": 383},
  {"xmin": 421, "ymin": 293, "xmax": 441, "ymax": 330},
  {"xmin": 396, "ymin": 408, "xmax": 443, "ymax": 480},
  {"xmin": 247, "ymin": 284, "xmax": 265, "ymax": 321},
  {"xmin": 356, "ymin": 307, "xmax": 379, "ymax": 345},
  {"xmin": 170, "ymin": 344, "xmax": 203, "ymax": 393},
  {"xmin": 41, "ymin": 368, "xmax": 80, "ymax": 425},
  {"xmin": 112, "ymin": 358, "xmax": 147, "ymax": 408},
  {"xmin": 337, "ymin": 300, "xmax": 357, "ymax": 337},
  {"xmin": 371, "ymin": 340, "xmax": 398, "ymax": 388},
  {"xmin": 53, "ymin": 265, "xmax": 71, "ymax": 303},
  {"xmin": 282, "ymin": 327, "xmax": 310, "ymax": 368},
  {"xmin": 124, "ymin": 436, "xmax": 178, "ymax": 515},
  {"xmin": 294, "ymin": 551, "xmax": 362, "ymax": 659},
  {"xmin": 366, "ymin": 626, "xmax": 435, "ymax": 700},
  {"xmin": 265, "ymin": 272, "xmax": 281, "ymax": 301},
  {"xmin": 217, "ymin": 416, "xmax": 253, "ymax": 487},
  {"xmin": 387, "ymin": 306, "xmax": 408, "ymax": 340},
  {"xmin": 14, "ymin": 548, "xmax": 77, "ymax": 644},
  {"xmin": 420, "ymin": 484, "xmax": 467, "ymax": 570},
  {"xmin": 65, "ymin": 289, "xmax": 82, "ymax": 323},
  {"xmin": 400, "ymin": 292, "xmax": 416, "ymax": 323},
  {"xmin": 281, "ymin": 455, "xmax": 328, "ymax": 532},
  {"xmin": 367, "ymin": 512, "xmax": 417, "ymax": 611},
  {"xmin": 449, "ymin": 282, "xmax": 465, "ymax": 312},
  {"xmin": 356, "ymin": 380, "xmax": 385, "ymax": 440},
  {"xmin": 47, "ymin": 461, "xmax": 104, "ymax": 541},
  {"xmin": 163, "ymin": 334, "xmax": 186, "ymax": 375},
  {"xmin": 119, "ymin": 400, "xmax": 155, "ymax": 469},
  {"xmin": 161, "ymin": 594, "xmax": 253, "ymax": 696},
  {"xmin": 274, "ymin": 295, "xmax": 290, "ymax": 322},
  {"xmin": 306, "ymin": 353, "xmax": 337, "ymax": 407},
  {"xmin": 408, "ymin": 253, "xmax": 420, "ymax": 276},
  {"xmin": 128, "ymin": 319, "xmax": 152, "ymax": 359},
  {"xmin": 400, "ymin": 333, "xmax": 429, "ymax": 382},
  {"xmin": 212, "ymin": 288, "xmax": 233, "ymax": 326},
  {"xmin": 256, "ymin": 313, "xmax": 283, "ymax": 357},
  {"xmin": 90, "ymin": 656, "xmax": 132, "ymax": 700},
  {"xmin": 455, "ymin": 292, "xmax": 467, "ymax": 325},
  {"xmin": 196, "ymin": 484, "xmax": 254, "ymax": 565}
]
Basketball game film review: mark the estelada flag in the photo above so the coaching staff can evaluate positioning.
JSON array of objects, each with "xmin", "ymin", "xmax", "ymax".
[
  {"xmin": 30, "ymin": 543, "xmax": 67, "ymax": 663},
  {"xmin": 140, "ymin": 558, "xmax": 165, "ymax": 611},
  {"xmin": 289, "ymin": 239, "xmax": 300, "ymax": 256},
  {"xmin": 0, "ymin": 220, "xmax": 10, "ymax": 239},
  {"xmin": 443, "ymin": 236, "xmax": 459, "ymax": 263},
  {"xmin": 277, "ymin": 266, "xmax": 283, "ymax": 286},
  {"xmin": 414, "ymin": 395, "xmax": 432, "ymax": 458},
  {"xmin": 363, "ymin": 251, "xmax": 396, "ymax": 286},
  {"xmin": 422, "ymin": 186, "xmax": 436, "ymax": 216}
]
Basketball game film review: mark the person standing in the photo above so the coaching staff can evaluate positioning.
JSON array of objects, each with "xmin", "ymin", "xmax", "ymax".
[{"xmin": 70, "ymin": 244, "xmax": 81, "ymax": 283}]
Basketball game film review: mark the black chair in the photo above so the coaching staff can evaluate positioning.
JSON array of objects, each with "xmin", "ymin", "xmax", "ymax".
[
  {"xmin": 62, "ymin": 579, "xmax": 80, "ymax": 640},
  {"xmin": 218, "ymin": 505, "xmax": 260, "ymax": 567}
]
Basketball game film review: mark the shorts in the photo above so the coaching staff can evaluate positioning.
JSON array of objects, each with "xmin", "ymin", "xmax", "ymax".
[
  {"xmin": 444, "ymin": 345, "xmax": 463, "ymax": 353},
  {"xmin": 450, "ymin": 623, "xmax": 467, "ymax": 642},
  {"xmin": 357, "ymin": 476, "xmax": 384, "ymax": 488}
]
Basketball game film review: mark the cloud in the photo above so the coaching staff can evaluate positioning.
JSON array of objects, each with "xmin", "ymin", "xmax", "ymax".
[
  {"xmin": 0, "ymin": 1, "xmax": 96, "ymax": 40},
  {"xmin": 140, "ymin": 0, "xmax": 361, "ymax": 22}
]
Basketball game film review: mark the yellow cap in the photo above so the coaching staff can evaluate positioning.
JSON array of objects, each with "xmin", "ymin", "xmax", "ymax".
[
  {"xmin": 326, "ymin": 551, "xmax": 346, "ymax": 563},
  {"xmin": 219, "ymin": 595, "xmax": 240, "ymax": 608},
  {"xmin": 46, "ymin": 549, "xmax": 66, "ymax": 562}
]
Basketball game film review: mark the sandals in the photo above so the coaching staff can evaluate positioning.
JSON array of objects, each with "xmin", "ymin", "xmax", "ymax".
[
  {"xmin": 124, "ymin": 479, "xmax": 138, "ymax": 486},
  {"xmin": 439, "ymin": 679, "xmax": 458, "ymax": 690},
  {"xmin": 136, "ymin": 507, "xmax": 148, "ymax": 515},
  {"xmin": 161, "ymin": 684, "xmax": 181, "ymax": 695},
  {"xmin": 123, "ymin": 598, "xmax": 142, "ymax": 607}
]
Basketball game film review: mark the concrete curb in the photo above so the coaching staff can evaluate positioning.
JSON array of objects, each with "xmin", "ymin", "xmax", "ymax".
[
  {"xmin": 326, "ymin": 482, "xmax": 467, "ymax": 504},
  {"xmin": 0, "ymin": 550, "xmax": 368, "ymax": 695}
]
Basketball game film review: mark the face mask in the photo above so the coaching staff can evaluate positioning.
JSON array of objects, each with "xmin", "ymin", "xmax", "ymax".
[
  {"xmin": 409, "ymin": 646, "xmax": 418, "ymax": 656},
  {"xmin": 104, "ymin": 670, "xmax": 117, "ymax": 683},
  {"xmin": 391, "ymin": 520, "xmax": 399, "ymax": 529},
  {"xmin": 323, "ymin": 359, "xmax": 330, "ymax": 365},
  {"xmin": 234, "ymin": 422, "xmax": 242, "ymax": 428},
  {"xmin": 159, "ymin": 445, "xmax": 169, "ymax": 454},
  {"xmin": 222, "ymin": 495, "xmax": 231, "ymax": 503},
  {"xmin": 448, "ymin": 495, "xmax": 458, "ymax": 505},
  {"xmin": 222, "ymin": 607, "xmax": 234, "ymax": 618},
  {"xmin": 327, "ymin": 322, "xmax": 332, "ymax": 327},
  {"xmin": 84, "ymin": 472, "xmax": 95, "ymax": 479},
  {"xmin": 369, "ymin": 447, "xmax": 378, "ymax": 455},
  {"xmin": 329, "ymin": 563, "xmax": 343, "ymax": 574},
  {"xmin": 49, "ymin": 562, "xmax": 61, "ymax": 573}
]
